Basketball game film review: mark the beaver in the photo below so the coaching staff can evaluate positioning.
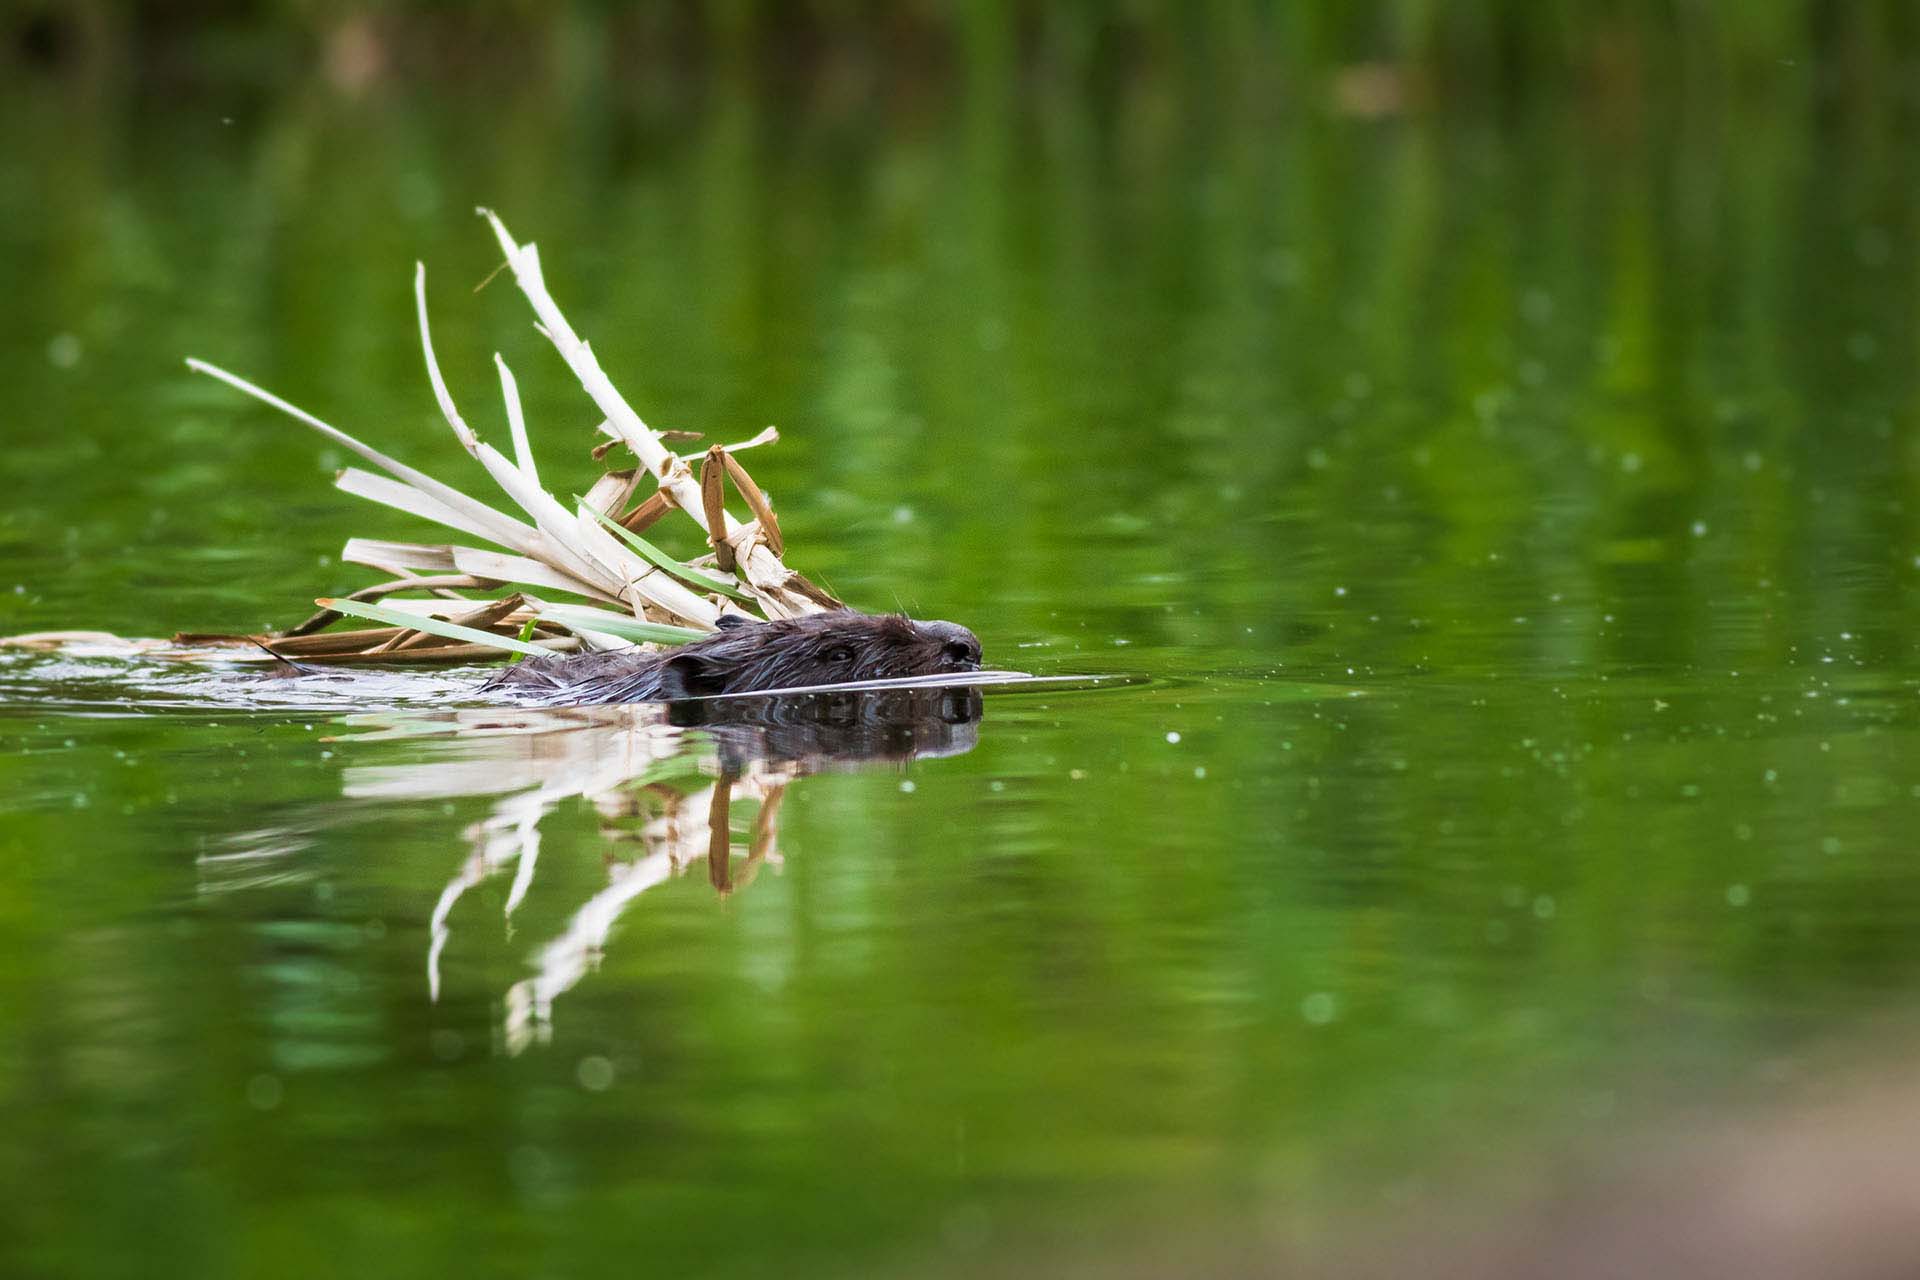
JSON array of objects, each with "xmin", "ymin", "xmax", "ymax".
[{"xmin": 481, "ymin": 611, "xmax": 983, "ymax": 705}]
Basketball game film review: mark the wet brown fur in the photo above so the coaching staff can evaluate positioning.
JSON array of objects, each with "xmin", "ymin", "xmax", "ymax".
[{"xmin": 481, "ymin": 612, "xmax": 982, "ymax": 705}]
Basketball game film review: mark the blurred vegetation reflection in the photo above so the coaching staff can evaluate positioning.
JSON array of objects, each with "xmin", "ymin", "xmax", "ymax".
[{"xmin": 322, "ymin": 689, "xmax": 987, "ymax": 1054}]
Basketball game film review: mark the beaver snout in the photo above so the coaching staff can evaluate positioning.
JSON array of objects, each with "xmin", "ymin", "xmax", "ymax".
[{"xmin": 920, "ymin": 620, "xmax": 983, "ymax": 671}]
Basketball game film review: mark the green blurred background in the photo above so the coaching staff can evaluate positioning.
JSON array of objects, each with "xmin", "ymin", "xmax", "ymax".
[{"xmin": 4, "ymin": 4, "xmax": 1920, "ymax": 1278}]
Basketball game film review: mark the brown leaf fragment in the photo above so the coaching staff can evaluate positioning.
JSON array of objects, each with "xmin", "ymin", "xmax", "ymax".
[
  {"xmin": 782, "ymin": 572, "xmax": 846, "ymax": 610},
  {"xmin": 719, "ymin": 451, "xmax": 783, "ymax": 558},
  {"xmin": 268, "ymin": 626, "xmax": 412, "ymax": 656},
  {"xmin": 701, "ymin": 447, "xmax": 735, "ymax": 572},
  {"xmin": 376, "ymin": 594, "xmax": 533, "ymax": 654},
  {"xmin": 619, "ymin": 489, "xmax": 674, "ymax": 534},
  {"xmin": 277, "ymin": 639, "xmax": 577, "ymax": 666}
]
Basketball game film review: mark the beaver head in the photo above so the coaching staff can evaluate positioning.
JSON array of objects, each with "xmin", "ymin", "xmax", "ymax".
[{"xmin": 657, "ymin": 612, "xmax": 982, "ymax": 699}]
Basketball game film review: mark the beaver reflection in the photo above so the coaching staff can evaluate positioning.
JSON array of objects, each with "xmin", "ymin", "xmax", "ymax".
[{"xmin": 337, "ymin": 686, "xmax": 980, "ymax": 1052}]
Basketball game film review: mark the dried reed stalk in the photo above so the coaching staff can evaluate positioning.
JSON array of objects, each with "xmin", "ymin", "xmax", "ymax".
[{"xmin": 179, "ymin": 211, "xmax": 841, "ymax": 666}]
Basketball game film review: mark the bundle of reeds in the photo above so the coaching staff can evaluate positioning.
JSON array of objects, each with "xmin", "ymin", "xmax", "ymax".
[{"xmin": 181, "ymin": 209, "xmax": 839, "ymax": 666}]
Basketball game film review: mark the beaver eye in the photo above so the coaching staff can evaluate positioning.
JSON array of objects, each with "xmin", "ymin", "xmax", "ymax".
[
  {"xmin": 943, "ymin": 641, "xmax": 978, "ymax": 664},
  {"xmin": 825, "ymin": 645, "xmax": 854, "ymax": 664}
]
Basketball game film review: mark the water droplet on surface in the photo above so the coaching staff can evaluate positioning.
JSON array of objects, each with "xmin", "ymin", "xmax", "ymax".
[
  {"xmin": 1300, "ymin": 992, "xmax": 1338, "ymax": 1025},
  {"xmin": 246, "ymin": 1074, "xmax": 283, "ymax": 1110},
  {"xmin": 576, "ymin": 1055, "xmax": 615, "ymax": 1092}
]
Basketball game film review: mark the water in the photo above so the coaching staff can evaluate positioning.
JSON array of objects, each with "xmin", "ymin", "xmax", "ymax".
[{"xmin": 6, "ymin": 27, "xmax": 1920, "ymax": 1278}]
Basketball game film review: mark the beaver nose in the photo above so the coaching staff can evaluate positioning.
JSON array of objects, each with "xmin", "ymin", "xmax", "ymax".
[{"xmin": 921, "ymin": 620, "xmax": 982, "ymax": 669}]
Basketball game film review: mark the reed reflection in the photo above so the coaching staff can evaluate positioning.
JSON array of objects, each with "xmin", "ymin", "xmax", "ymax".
[{"xmin": 339, "ymin": 687, "xmax": 981, "ymax": 1052}]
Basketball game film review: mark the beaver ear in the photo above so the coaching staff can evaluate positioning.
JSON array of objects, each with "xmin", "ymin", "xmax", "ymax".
[
  {"xmin": 659, "ymin": 652, "xmax": 728, "ymax": 700},
  {"xmin": 713, "ymin": 614, "xmax": 758, "ymax": 632}
]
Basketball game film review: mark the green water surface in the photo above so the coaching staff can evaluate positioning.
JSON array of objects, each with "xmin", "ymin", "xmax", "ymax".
[{"xmin": 4, "ymin": 20, "xmax": 1920, "ymax": 1279}]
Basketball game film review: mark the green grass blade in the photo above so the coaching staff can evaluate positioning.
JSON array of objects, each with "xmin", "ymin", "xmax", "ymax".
[
  {"xmin": 535, "ymin": 604, "xmax": 706, "ymax": 646},
  {"xmin": 508, "ymin": 616, "xmax": 540, "ymax": 663},
  {"xmin": 576, "ymin": 500, "xmax": 755, "ymax": 602},
  {"xmin": 318, "ymin": 597, "xmax": 551, "ymax": 657}
]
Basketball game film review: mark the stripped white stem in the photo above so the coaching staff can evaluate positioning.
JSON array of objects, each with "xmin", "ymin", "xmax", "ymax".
[
  {"xmin": 495, "ymin": 355, "xmax": 537, "ymax": 483},
  {"xmin": 335, "ymin": 468, "xmax": 520, "ymax": 551},
  {"xmin": 187, "ymin": 358, "xmax": 539, "ymax": 554},
  {"xmin": 479, "ymin": 208, "xmax": 819, "ymax": 619},
  {"xmin": 185, "ymin": 211, "xmax": 830, "ymax": 658},
  {"xmin": 412, "ymin": 263, "xmax": 719, "ymax": 627}
]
